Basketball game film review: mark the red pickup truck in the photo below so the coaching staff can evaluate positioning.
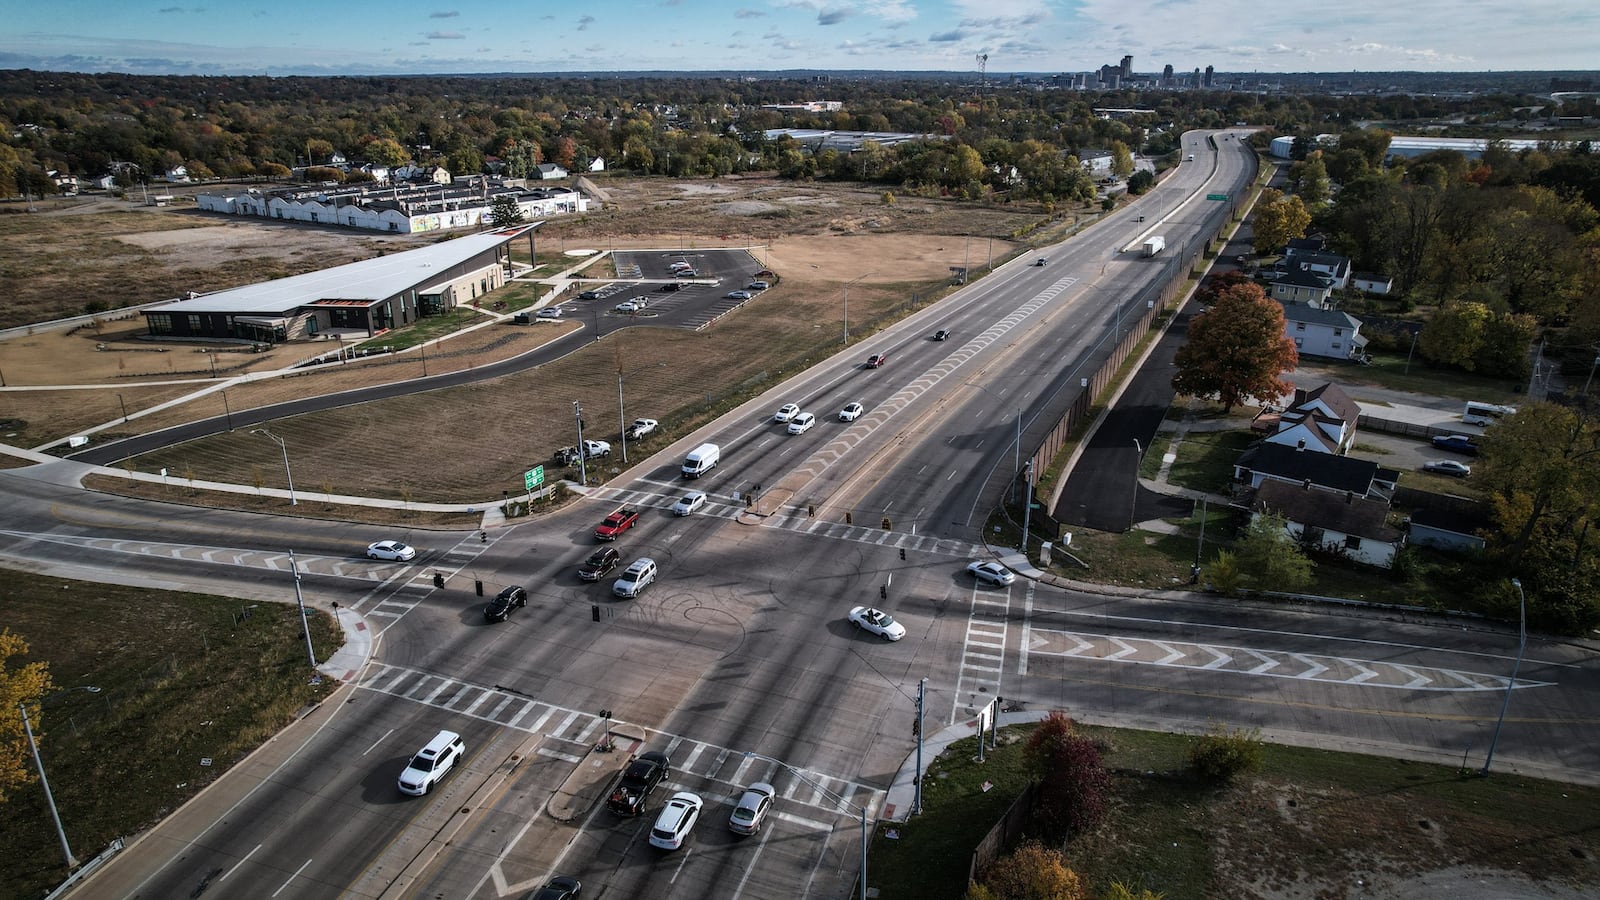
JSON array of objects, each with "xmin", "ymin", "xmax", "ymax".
[{"xmin": 594, "ymin": 507, "xmax": 641, "ymax": 541}]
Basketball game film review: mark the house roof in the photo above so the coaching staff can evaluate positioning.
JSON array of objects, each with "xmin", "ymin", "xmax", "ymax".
[
  {"xmin": 1236, "ymin": 441, "xmax": 1380, "ymax": 493},
  {"xmin": 1409, "ymin": 505, "xmax": 1492, "ymax": 536},
  {"xmin": 1293, "ymin": 252, "xmax": 1351, "ymax": 275},
  {"xmin": 1255, "ymin": 479, "xmax": 1401, "ymax": 542},
  {"xmin": 1277, "ymin": 300, "xmax": 1361, "ymax": 328},
  {"xmin": 1268, "ymin": 417, "xmax": 1340, "ymax": 452},
  {"xmin": 1274, "ymin": 267, "xmax": 1335, "ymax": 290},
  {"xmin": 146, "ymin": 225, "xmax": 534, "ymax": 317},
  {"xmin": 1286, "ymin": 237, "xmax": 1325, "ymax": 253},
  {"xmin": 1295, "ymin": 382, "xmax": 1359, "ymax": 425}
]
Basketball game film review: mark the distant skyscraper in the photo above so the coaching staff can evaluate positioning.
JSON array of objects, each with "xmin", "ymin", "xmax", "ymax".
[
  {"xmin": 1163, "ymin": 64, "xmax": 1174, "ymax": 85},
  {"xmin": 1204, "ymin": 65, "xmax": 1214, "ymax": 87},
  {"xmin": 1120, "ymin": 55, "xmax": 1133, "ymax": 79}
]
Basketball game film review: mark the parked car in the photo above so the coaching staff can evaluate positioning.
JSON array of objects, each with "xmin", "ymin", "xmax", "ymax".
[
  {"xmin": 625, "ymin": 418, "xmax": 658, "ymax": 440},
  {"xmin": 669, "ymin": 261, "xmax": 693, "ymax": 272},
  {"xmin": 725, "ymin": 290, "xmax": 752, "ymax": 300},
  {"xmin": 649, "ymin": 791, "xmax": 704, "ymax": 850},
  {"xmin": 967, "ymin": 560, "xmax": 1017, "ymax": 586},
  {"xmin": 1430, "ymin": 434, "xmax": 1480, "ymax": 456},
  {"xmin": 773, "ymin": 403, "xmax": 801, "ymax": 423},
  {"xmin": 672, "ymin": 491, "xmax": 707, "ymax": 516},
  {"xmin": 848, "ymin": 605, "xmax": 906, "ymax": 641},
  {"xmin": 787, "ymin": 412, "xmax": 816, "ymax": 435},
  {"xmin": 578, "ymin": 547, "xmax": 621, "ymax": 581},
  {"xmin": 578, "ymin": 290, "xmax": 600, "ymax": 300},
  {"xmin": 866, "ymin": 353, "xmax": 888, "ymax": 369},
  {"xmin": 728, "ymin": 782, "xmax": 776, "ymax": 835},
  {"xmin": 367, "ymin": 540, "xmax": 416, "ymax": 562},
  {"xmin": 615, "ymin": 299, "xmax": 646, "ymax": 313},
  {"xmin": 933, "ymin": 329, "xmax": 949, "ymax": 341},
  {"xmin": 537, "ymin": 307, "xmax": 564, "ymax": 319},
  {"xmin": 397, "ymin": 729, "xmax": 465, "ymax": 796},
  {"xmin": 483, "ymin": 585, "xmax": 527, "ymax": 622},
  {"xmin": 1422, "ymin": 459, "xmax": 1472, "ymax": 478},
  {"xmin": 528, "ymin": 876, "xmax": 583, "ymax": 900},
  {"xmin": 582, "ymin": 439, "xmax": 612, "ymax": 458},
  {"xmin": 673, "ymin": 269, "xmax": 699, "ymax": 278},
  {"xmin": 839, "ymin": 402, "xmax": 865, "ymax": 422},
  {"xmin": 747, "ymin": 280, "xmax": 770, "ymax": 291},
  {"xmin": 613, "ymin": 557, "xmax": 658, "ymax": 598}
]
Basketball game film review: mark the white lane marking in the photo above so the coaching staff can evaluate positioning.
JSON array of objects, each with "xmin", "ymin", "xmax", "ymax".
[
  {"xmin": 270, "ymin": 859, "xmax": 313, "ymax": 897},
  {"xmin": 217, "ymin": 843, "xmax": 261, "ymax": 883}
]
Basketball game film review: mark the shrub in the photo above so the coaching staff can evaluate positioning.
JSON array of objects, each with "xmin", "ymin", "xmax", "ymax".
[
  {"xmin": 1024, "ymin": 712, "xmax": 1111, "ymax": 837},
  {"xmin": 1187, "ymin": 723, "xmax": 1265, "ymax": 783},
  {"xmin": 982, "ymin": 840, "xmax": 1088, "ymax": 900},
  {"xmin": 1101, "ymin": 884, "xmax": 1165, "ymax": 900},
  {"xmin": 1207, "ymin": 549, "xmax": 1242, "ymax": 596}
]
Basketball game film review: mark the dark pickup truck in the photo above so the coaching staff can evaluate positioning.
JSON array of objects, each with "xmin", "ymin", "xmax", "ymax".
[
  {"xmin": 594, "ymin": 507, "xmax": 641, "ymax": 541},
  {"xmin": 607, "ymin": 750, "xmax": 671, "ymax": 816}
]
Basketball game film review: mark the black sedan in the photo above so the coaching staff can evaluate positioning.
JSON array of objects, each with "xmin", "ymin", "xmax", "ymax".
[
  {"xmin": 484, "ymin": 586, "xmax": 528, "ymax": 622},
  {"xmin": 528, "ymin": 875, "xmax": 582, "ymax": 900}
]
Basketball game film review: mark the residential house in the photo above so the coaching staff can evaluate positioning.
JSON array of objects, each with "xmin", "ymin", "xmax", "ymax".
[
  {"xmin": 535, "ymin": 163, "xmax": 569, "ymax": 180},
  {"xmin": 587, "ymin": 157, "xmax": 606, "ymax": 172},
  {"xmin": 1291, "ymin": 252, "xmax": 1351, "ymax": 289},
  {"xmin": 161, "ymin": 165, "xmax": 191, "ymax": 183},
  {"xmin": 1078, "ymin": 149, "xmax": 1114, "ymax": 176},
  {"xmin": 1278, "ymin": 301, "xmax": 1367, "ymax": 361},
  {"xmin": 1233, "ymin": 441, "xmax": 1399, "ymax": 499},
  {"xmin": 1352, "ymin": 272, "xmax": 1394, "ymax": 295},
  {"xmin": 1263, "ymin": 382, "xmax": 1360, "ymax": 454},
  {"xmin": 1406, "ymin": 506, "xmax": 1488, "ymax": 554},
  {"xmin": 1267, "ymin": 267, "xmax": 1336, "ymax": 307},
  {"xmin": 1283, "ymin": 236, "xmax": 1326, "ymax": 257},
  {"xmin": 1252, "ymin": 480, "xmax": 1405, "ymax": 568}
]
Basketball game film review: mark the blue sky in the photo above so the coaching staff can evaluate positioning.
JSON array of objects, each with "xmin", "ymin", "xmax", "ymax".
[{"xmin": 2, "ymin": 0, "xmax": 1596, "ymax": 76}]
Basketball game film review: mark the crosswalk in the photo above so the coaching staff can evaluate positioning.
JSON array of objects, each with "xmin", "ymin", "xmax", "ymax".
[
  {"xmin": 1022, "ymin": 629, "xmax": 1551, "ymax": 692},
  {"xmin": 584, "ymin": 483, "xmax": 983, "ymax": 558},
  {"xmin": 358, "ymin": 663, "xmax": 884, "ymax": 818},
  {"xmin": 948, "ymin": 580, "xmax": 1026, "ymax": 721}
]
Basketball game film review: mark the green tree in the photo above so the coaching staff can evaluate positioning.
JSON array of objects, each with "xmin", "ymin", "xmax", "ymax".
[
  {"xmin": 982, "ymin": 840, "xmax": 1089, "ymax": 900},
  {"xmin": 305, "ymin": 138, "xmax": 335, "ymax": 165},
  {"xmin": 488, "ymin": 195, "xmax": 525, "ymax": 227},
  {"xmin": 1126, "ymin": 170, "xmax": 1154, "ymax": 194},
  {"xmin": 1233, "ymin": 512, "xmax": 1314, "ymax": 590},
  {"xmin": 1023, "ymin": 712, "xmax": 1110, "ymax": 838},
  {"xmin": 1287, "ymin": 152, "xmax": 1330, "ymax": 206},
  {"xmin": 1171, "ymin": 282, "xmax": 1298, "ymax": 413},
  {"xmin": 1109, "ymin": 140, "xmax": 1134, "ymax": 178},
  {"xmin": 363, "ymin": 137, "xmax": 409, "ymax": 168},
  {"xmin": 1100, "ymin": 884, "xmax": 1165, "ymax": 900},
  {"xmin": 0, "ymin": 630, "xmax": 55, "ymax": 803},
  {"xmin": 1476, "ymin": 403, "xmax": 1600, "ymax": 569},
  {"xmin": 1473, "ymin": 310, "xmax": 1537, "ymax": 379},
  {"xmin": 1417, "ymin": 300, "xmax": 1491, "ymax": 370},
  {"xmin": 1251, "ymin": 189, "xmax": 1312, "ymax": 254}
]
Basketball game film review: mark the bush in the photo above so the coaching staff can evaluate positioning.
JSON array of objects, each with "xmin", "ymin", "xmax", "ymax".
[
  {"xmin": 1187, "ymin": 723, "xmax": 1264, "ymax": 783},
  {"xmin": 1024, "ymin": 712, "xmax": 1111, "ymax": 837},
  {"xmin": 1207, "ymin": 549, "xmax": 1242, "ymax": 596},
  {"xmin": 981, "ymin": 841, "xmax": 1088, "ymax": 900}
]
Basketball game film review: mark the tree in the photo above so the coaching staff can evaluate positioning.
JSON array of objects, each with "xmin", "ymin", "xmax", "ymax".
[
  {"xmin": 1, "ymin": 630, "xmax": 55, "ymax": 803},
  {"xmin": 1252, "ymin": 189, "xmax": 1312, "ymax": 254},
  {"xmin": 488, "ymin": 195, "xmax": 525, "ymax": 228},
  {"xmin": 1476, "ymin": 403, "xmax": 1600, "ymax": 569},
  {"xmin": 1109, "ymin": 140, "xmax": 1134, "ymax": 178},
  {"xmin": 363, "ymin": 138, "xmax": 409, "ymax": 168},
  {"xmin": 305, "ymin": 138, "xmax": 335, "ymax": 165},
  {"xmin": 1286, "ymin": 153, "xmax": 1330, "ymax": 207},
  {"xmin": 981, "ymin": 840, "xmax": 1088, "ymax": 900},
  {"xmin": 1233, "ymin": 512, "xmax": 1314, "ymax": 590},
  {"xmin": 1023, "ymin": 712, "xmax": 1110, "ymax": 838},
  {"xmin": 1171, "ymin": 282, "xmax": 1298, "ymax": 413},
  {"xmin": 1417, "ymin": 300, "xmax": 1492, "ymax": 370},
  {"xmin": 1126, "ymin": 169, "xmax": 1155, "ymax": 194}
]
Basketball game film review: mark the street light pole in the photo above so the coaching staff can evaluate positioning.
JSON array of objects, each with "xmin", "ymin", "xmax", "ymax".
[
  {"xmin": 573, "ymin": 400, "xmax": 588, "ymax": 487},
  {"xmin": 842, "ymin": 271, "xmax": 876, "ymax": 345},
  {"xmin": 617, "ymin": 370, "xmax": 628, "ymax": 465},
  {"xmin": 288, "ymin": 550, "xmax": 317, "ymax": 667},
  {"xmin": 744, "ymin": 751, "xmax": 867, "ymax": 900},
  {"xmin": 19, "ymin": 689, "xmax": 101, "ymax": 869},
  {"xmin": 1482, "ymin": 578, "xmax": 1528, "ymax": 776},
  {"xmin": 1020, "ymin": 460, "xmax": 1034, "ymax": 555},
  {"xmin": 251, "ymin": 428, "xmax": 297, "ymax": 505},
  {"xmin": 1129, "ymin": 440, "xmax": 1143, "ymax": 532}
]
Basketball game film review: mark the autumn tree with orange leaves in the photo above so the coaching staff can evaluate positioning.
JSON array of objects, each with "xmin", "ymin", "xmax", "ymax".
[{"xmin": 1171, "ymin": 282, "xmax": 1299, "ymax": 414}]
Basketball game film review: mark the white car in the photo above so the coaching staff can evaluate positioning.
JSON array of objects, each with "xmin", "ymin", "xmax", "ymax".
[
  {"xmin": 728, "ymin": 782, "xmax": 776, "ymax": 835},
  {"xmin": 725, "ymin": 290, "xmax": 752, "ymax": 300},
  {"xmin": 366, "ymin": 540, "xmax": 416, "ymax": 562},
  {"xmin": 967, "ymin": 560, "xmax": 1017, "ymax": 586},
  {"xmin": 773, "ymin": 403, "xmax": 800, "ymax": 423},
  {"xmin": 616, "ymin": 298, "xmax": 648, "ymax": 313},
  {"xmin": 672, "ymin": 491, "xmax": 707, "ymax": 516},
  {"xmin": 838, "ymin": 402, "xmax": 865, "ymax": 422},
  {"xmin": 625, "ymin": 418, "xmax": 658, "ymax": 440},
  {"xmin": 613, "ymin": 557, "xmax": 658, "ymax": 598},
  {"xmin": 537, "ymin": 307, "xmax": 564, "ymax": 319},
  {"xmin": 848, "ymin": 605, "xmax": 906, "ymax": 641},
  {"xmin": 649, "ymin": 791, "xmax": 703, "ymax": 850},
  {"xmin": 396, "ymin": 730, "xmax": 464, "ymax": 796},
  {"xmin": 786, "ymin": 412, "xmax": 815, "ymax": 435}
]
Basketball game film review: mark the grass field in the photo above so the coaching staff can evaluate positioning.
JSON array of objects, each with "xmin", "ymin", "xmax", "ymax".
[
  {"xmin": 871, "ymin": 723, "xmax": 1600, "ymax": 899},
  {"xmin": 1, "ymin": 572, "xmax": 343, "ymax": 900}
]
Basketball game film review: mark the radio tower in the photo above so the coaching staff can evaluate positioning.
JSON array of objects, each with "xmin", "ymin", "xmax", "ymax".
[{"xmin": 976, "ymin": 53, "xmax": 988, "ymax": 91}]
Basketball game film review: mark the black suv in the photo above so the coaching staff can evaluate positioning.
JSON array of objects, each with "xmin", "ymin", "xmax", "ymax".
[
  {"xmin": 607, "ymin": 750, "xmax": 670, "ymax": 816},
  {"xmin": 578, "ymin": 547, "xmax": 621, "ymax": 582},
  {"xmin": 484, "ymin": 586, "xmax": 527, "ymax": 622}
]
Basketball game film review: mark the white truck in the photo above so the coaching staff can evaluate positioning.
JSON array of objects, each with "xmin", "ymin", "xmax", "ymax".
[
  {"xmin": 1142, "ymin": 235, "xmax": 1166, "ymax": 257},
  {"xmin": 681, "ymin": 443, "xmax": 720, "ymax": 478}
]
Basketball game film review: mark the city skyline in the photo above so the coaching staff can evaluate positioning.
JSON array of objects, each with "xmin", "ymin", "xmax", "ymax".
[{"xmin": 3, "ymin": 0, "xmax": 1597, "ymax": 77}]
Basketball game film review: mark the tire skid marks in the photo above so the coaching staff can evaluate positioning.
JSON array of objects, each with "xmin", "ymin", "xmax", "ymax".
[
  {"xmin": 357, "ymin": 663, "xmax": 884, "ymax": 818},
  {"xmin": 1026, "ymin": 629, "xmax": 1553, "ymax": 691},
  {"xmin": 585, "ymin": 484, "xmax": 982, "ymax": 558}
]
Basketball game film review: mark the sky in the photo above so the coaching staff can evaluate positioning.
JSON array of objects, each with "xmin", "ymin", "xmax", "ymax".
[{"xmin": 2, "ymin": 0, "xmax": 1597, "ymax": 77}]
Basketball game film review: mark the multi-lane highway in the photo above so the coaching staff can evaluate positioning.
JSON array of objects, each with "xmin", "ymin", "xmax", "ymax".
[{"xmin": 7, "ymin": 130, "xmax": 1597, "ymax": 900}]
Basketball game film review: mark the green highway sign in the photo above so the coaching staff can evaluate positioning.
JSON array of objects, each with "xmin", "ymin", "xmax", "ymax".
[
  {"xmin": 1206, "ymin": 193, "xmax": 1230, "ymax": 201},
  {"xmin": 524, "ymin": 465, "xmax": 545, "ymax": 491}
]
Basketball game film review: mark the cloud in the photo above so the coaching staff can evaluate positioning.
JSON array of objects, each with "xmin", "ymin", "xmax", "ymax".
[
  {"xmin": 929, "ymin": 30, "xmax": 965, "ymax": 42},
  {"xmin": 734, "ymin": 8, "xmax": 764, "ymax": 18},
  {"xmin": 577, "ymin": 15, "xmax": 594, "ymax": 30},
  {"xmin": 158, "ymin": 6, "xmax": 183, "ymax": 12},
  {"xmin": 430, "ymin": 11, "xmax": 459, "ymax": 18},
  {"xmin": 817, "ymin": 7, "xmax": 852, "ymax": 25},
  {"xmin": 425, "ymin": 31, "xmax": 464, "ymax": 40}
]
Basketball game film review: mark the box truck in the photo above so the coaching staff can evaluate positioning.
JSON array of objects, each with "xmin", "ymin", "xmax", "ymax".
[
  {"xmin": 1142, "ymin": 236, "xmax": 1166, "ymax": 257},
  {"xmin": 682, "ymin": 443, "xmax": 720, "ymax": 478}
]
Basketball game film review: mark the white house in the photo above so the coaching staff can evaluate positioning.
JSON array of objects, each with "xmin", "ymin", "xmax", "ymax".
[
  {"xmin": 1279, "ymin": 301, "xmax": 1366, "ymax": 361},
  {"xmin": 1268, "ymin": 268, "xmax": 1336, "ymax": 307},
  {"xmin": 535, "ymin": 163, "xmax": 569, "ymax": 180},
  {"xmin": 1253, "ymin": 480, "xmax": 1404, "ymax": 568},
  {"xmin": 1263, "ymin": 382, "xmax": 1360, "ymax": 454},
  {"xmin": 1352, "ymin": 272, "xmax": 1393, "ymax": 295},
  {"xmin": 587, "ymin": 158, "xmax": 606, "ymax": 173}
]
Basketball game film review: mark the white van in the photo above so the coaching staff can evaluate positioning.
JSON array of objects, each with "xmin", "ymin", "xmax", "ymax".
[{"xmin": 682, "ymin": 443, "xmax": 720, "ymax": 478}]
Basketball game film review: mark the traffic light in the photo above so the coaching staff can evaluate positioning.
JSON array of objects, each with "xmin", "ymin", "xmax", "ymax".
[
  {"xmin": 899, "ymin": 548, "xmax": 906, "ymax": 560},
  {"xmin": 845, "ymin": 511, "xmax": 853, "ymax": 525},
  {"xmin": 808, "ymin": 504, "xmax": 816, "ymax": 517},
  {"xmin": 881, "ymin": 517, "xmax": 892, "ymax": 530},
  {"xmin": 880, "ymin": 584, "xmax": 887, "ymax": 600}
]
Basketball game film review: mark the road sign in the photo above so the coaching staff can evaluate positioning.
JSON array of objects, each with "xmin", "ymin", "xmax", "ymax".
[
  {"xmin": 524, "ymin": 466, "xmax": 545, "ymax": 491},
  {"xmin": 1206, "ymin": 193, "xmax": 1230, "ymax": 201}
]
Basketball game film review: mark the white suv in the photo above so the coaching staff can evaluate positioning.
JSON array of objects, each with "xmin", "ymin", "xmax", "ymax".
[
  {"xmin": 397, "ymin": 729, "xmax": 465, "ymax": 796},
  {"xmin": 649, "ymin": 791, "xmax": 704, "ymax": 850},
  {"xmin": 613, "ymin": 557, "xmax": 658, "ymax": 598}
]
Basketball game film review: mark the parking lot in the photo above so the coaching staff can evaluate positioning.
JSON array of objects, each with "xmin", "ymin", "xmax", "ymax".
[{"xmin": 546, "ymin": 248, "xmax": 771, "ymax": 332}]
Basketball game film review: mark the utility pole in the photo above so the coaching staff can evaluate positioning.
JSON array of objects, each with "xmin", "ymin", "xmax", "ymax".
[
  {"xmin": 1020, "ymin": 460, "xmax": 1034, "ymax": 555},
  {"xmin": 574, "ymin": 401, "xmax": 588, "ymax": 487},
  {"xmin": 914, "ymin": 677, "xmax": 927, "ymax": 814},
  {"xmin": 289, "ymin": 550, "xmax": 316, "ymax": 667}
]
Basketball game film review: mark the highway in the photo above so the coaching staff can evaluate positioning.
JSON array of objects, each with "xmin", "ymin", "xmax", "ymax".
[{"xmin": 7, "ymin": 129, "xmax": 1596, "ymax": 900}]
